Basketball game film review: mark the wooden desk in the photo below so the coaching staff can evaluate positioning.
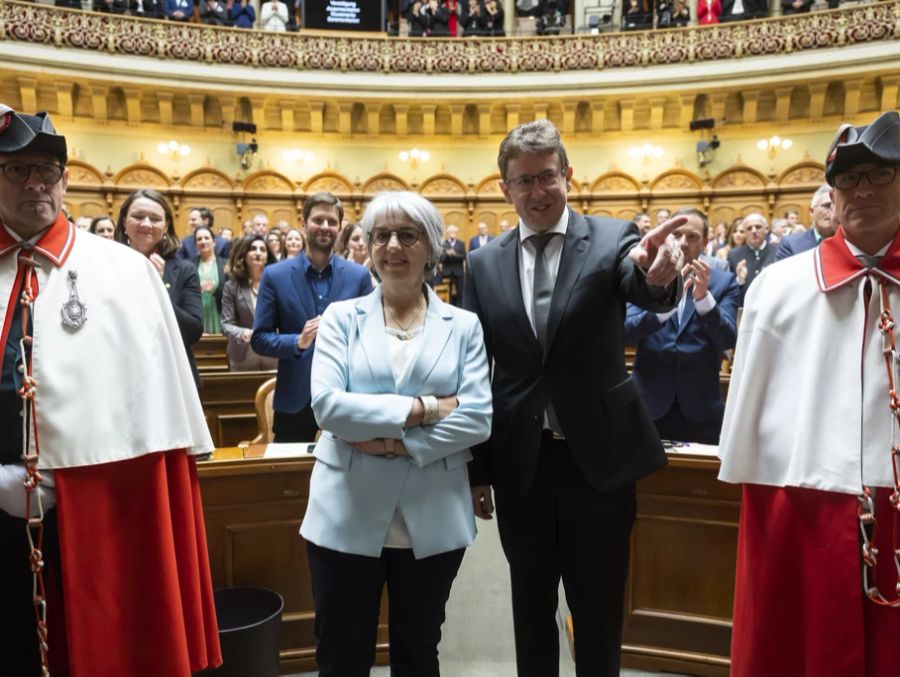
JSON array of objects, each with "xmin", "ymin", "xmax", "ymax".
[
  {"xmin": 198, "ymin": 446, "xmax": 389, "ymax": 673},
  {"xmin": 622, "ymin": 449, "xmax": 738, "ymax": 676}
]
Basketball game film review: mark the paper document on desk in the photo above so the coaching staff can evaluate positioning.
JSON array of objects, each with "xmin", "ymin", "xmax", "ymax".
[{"xmin": 264, "ymin": 443, "xmax": 315, "ymax": 458}]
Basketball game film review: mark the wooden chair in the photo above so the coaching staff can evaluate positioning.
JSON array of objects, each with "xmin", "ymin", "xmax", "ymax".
[{"xmin": 251, "ymin": 377, "xmax": 277, "ymax": 444}]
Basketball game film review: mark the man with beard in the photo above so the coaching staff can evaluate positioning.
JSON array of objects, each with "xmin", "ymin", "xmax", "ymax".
[{"xmin": 252, "ymin": 192, "xmax": 372, "ymax": 442}]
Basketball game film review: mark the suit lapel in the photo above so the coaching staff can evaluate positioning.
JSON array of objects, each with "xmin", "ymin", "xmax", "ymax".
[
  {"xmin": 331, "ymin": 256, "xmax": 346, "ymax": 300},
  {"xmin": 545, "ymin": 209, "xmax": 590, "ymax": 353},
  {"xmin": 676, "ymin": 292, "xmax": 695, "ymax": 337},
  {"xmin": 356, "ymin": 287, "xmax": 397, "ymax": 394},
  {"xmin": 239, "ymin": 284, "xmax": 255, "ymax": 318},
  {"xmin": 290, "ymin": 254, "xmax": 317, "ymax": 319},
  {"xmin": 497, "ymin": 232, "xmax": 539, "ymax": 350},
  {"xmin": 403, "ymin": 287, "xmax": 453, "ymax": 395}
]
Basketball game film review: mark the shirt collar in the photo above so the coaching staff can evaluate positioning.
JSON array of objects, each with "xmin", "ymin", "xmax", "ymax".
[
  {"xmin": 518, "ymin": 208, "xmax": 569, "ymax": 244},
  {"xmin": 0, "ymin": 213, "xmax": 75, "ymax": 267},
  {"xmin": 300, "ymin": 251, "xmax": 333, "ymax": 275},
  {"xmin": 814, "ymin": 227, "xmax": 900, "ymax": 292}
]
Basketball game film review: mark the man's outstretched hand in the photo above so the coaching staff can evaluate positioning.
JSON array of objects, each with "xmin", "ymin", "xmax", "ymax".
[{"xmin": 628, "ymin": 215, "xmax": 687, "ymax": 287}]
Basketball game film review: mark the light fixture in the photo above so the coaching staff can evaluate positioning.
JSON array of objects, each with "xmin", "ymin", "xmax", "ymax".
[
  {"xmin": 282, "ymin": 149, "xmax": 315, "ymax": 164},
  {"xmin": 757, "ymin": 135, "xmax": 793, "ymax": 159},
  {"xmin": 399, "ymin": 148, "xmax": 430, "ymax": 169},
  {"xmin": 629, "ymin": 144, "xmax": 663, "ymax": 165},
  {"xmin": 157, "ymin": 140, "xmax": 190, "ymax": 160},
  {"xmin": 236, "ymin": 139, "xmax": 258, "ymax": 170}
]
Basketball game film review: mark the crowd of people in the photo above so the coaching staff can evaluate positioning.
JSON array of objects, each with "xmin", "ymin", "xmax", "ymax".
[
  {"xmin": 4, "ymin": 94, "xmax": 899, "ymax": 677},
  {"xmin": 45, "ymin": 0, "xmax": 844, "ymax": 36}
]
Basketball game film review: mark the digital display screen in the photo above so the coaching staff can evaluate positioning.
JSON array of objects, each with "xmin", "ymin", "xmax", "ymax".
[{"xmin": 303, "ymin": 0, "xmax": 385, "ymax": 32}]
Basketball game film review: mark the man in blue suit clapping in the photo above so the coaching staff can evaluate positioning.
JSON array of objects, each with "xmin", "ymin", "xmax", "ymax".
[
  {"xmin": 252, "ymin": 192, "xmax": 373, "ymax": 442},
  {"xmin": 625, "ymin": 208, "xmax": 739, "ymax": 444}
]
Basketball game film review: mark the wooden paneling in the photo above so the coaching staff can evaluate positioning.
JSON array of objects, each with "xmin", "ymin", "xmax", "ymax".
[
  {"xmin": 194, "ymin": 334, "xmax": 230, "ymax": 373},
  {"xmin": 200, "ymin": 371, "xmax": 273, "ymax": 447},
  {"xmin": 621, "ymin": 455, "xmax": 739, "ymax": 676},
  {"xmin": 198, "ymin": 452, "xmax": 390, "ymax": 674}
]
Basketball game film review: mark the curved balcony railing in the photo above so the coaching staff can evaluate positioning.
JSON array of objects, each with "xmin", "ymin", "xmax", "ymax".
[{"xmin": 0, "ymin": 1, "xmax": 897, "ymax": 74}]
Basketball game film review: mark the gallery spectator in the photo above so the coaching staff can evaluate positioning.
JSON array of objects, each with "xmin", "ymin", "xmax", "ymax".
[
  {"xmin": 165, "ymin": 0, "xmax": 192, "ymax": 22},
  {"xmin": 93, "ymin": 0, "xmax": 130, "ymax": 14},
  {"xmin": 622, "ymin": 0, "xmax": 652, "ymax": 31},
  {"xmin": 428, "ymin": 0, "xmax": 452, "ymax": 36},
  {"xmin": 671, "ymin": 0, "xmax": 690, "ymax": 26},
  {"xmin": 133, "ymin": 0, "xmax": 166, "ymax": 19},
  {"xmin": 656, "ymin": 0, "xmax": 672, "ymax": 27},
  {"xmin": 199, "ymin": 0, "xmax": 229, "ymax": 26},
  {"xmin": 260, "ymin": 0, "xmax": 289, "ymax": 31},
  {"xmin": 483, "ymin": 0, "xmax": 504, "ymax": 35},
  {"xmin": 781, "ymin": 0, "xmax": 813, "ymax": 14},
  {"xmin": 461, "ymin": 0, "xmax": 485, "ymax": 36},
  {"xmin": 407, "ymin": 1, "xmax": 431, "ymax": 36},
  {"xmin": 89, "ymin": 215, "xmax": 116, "ymax": 240},
  {"xmin": 697, "ymin": 0, "xmax": 721, "ymax": 24},
  {"xmin": 721, "ymin": 0, "xmax": 766, "ymax": 22},
  {"xmin": 447, "ymin": 0, "xmax": 461, "ymax": 36}
]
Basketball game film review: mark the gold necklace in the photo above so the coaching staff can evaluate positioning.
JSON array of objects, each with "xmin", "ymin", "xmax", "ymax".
[{"xmin": 385, "ymin": 300, "xmax": 425, "ymax": 341}]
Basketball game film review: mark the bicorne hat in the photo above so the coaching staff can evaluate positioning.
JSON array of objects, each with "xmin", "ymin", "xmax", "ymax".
[
  {"xmin": 825, "ymin": 110, "xmax": 900, "ymax": 186},
  {"xmin": 0, "ymin": 103, "xmax": 67, "ymax": 164}
]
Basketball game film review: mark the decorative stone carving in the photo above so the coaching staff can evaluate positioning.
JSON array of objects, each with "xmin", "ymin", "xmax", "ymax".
[
  {"xmin": 592, "ymin": 175, "xmax": 639, "ymax": 192},
  {"xmin": 779, "ymin": 165, "xmax": 826, "ymax": 185},
  {"xmin": 652, "ymin": 172, "xmax": 701, "ymax": 191},
  {"xmin": 714, "ymin": 170, "xmax": 766, "ymax": 189},
  {"xmin": 363, "ymin": 175, "xmax": 408, "ymax": 193},
  {"xmin": 420, "ymin": 177, "xmax": 466, "ymax": 196},
  {"xmin": 245, "ymin": 173, "xmax": 294, "ymax": 192},
  {"xmin": 183, "ymin": 171, "xmax": 232, "ymax": 190},
  {"xmin": 304, "ymin": 175, "xmax": 353, "ymax": 194},
  {"xmin": 67, "ymin": 165, "xmax": 103, "ymax": 185},
  {"xmin": 116, "ymin": 168, "xmax": 168, "ymax": 188}
]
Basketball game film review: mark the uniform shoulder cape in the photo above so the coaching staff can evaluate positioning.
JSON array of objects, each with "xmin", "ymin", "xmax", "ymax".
[{"xmin": 718, "ymin": 227, "xmax": 900, "ymax": 494}]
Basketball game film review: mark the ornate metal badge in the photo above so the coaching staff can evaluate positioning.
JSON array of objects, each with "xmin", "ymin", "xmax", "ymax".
[{"xmin": 60, "ymin": 270, "xmax": 87, "ymax": 331}]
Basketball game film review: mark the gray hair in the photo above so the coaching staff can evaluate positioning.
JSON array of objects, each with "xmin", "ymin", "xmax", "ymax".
[
  {"xmin": 498, "ymin": 119, "xmax": 570, "ymax": 180},
  {"xmin": 360, "ymin": 191, "xmax": 444, "ymax": 273},
  {"xmin": 743, "ymin": 212, "xmax": 768, "ymax": 229},
  {"xmin": 811, "ymin": 184, "xmax": 832, "ymax": 207}
]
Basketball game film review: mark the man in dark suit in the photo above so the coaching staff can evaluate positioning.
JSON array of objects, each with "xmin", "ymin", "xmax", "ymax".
[
  {"xmin": 468, "ymin": 221, "xmax": 495, "ymax": 252},
  {"xmin": 464, "ymin": 120, "xmax": 683, "ymax": 676},
  {"xmin": 177, "ymin": 207, "xmax": 232, "ymax": 260},
  {"xmin": 251, "ymin": 192, "xmax": 373, "ymax": 442},
  {"xmin": 440, "ymin": 223, "xmax": 466, "ymax": 306},
  {"xmin": 775, "ymin": 184, "xmax": 836, "ymax": 261},
  {"xmin": 727, "ymin": 212, "xmax": 776, "ymax": 304},
  {"xmin": 625, "ymin": 208, "xmax": 739, "ymax": 444}
]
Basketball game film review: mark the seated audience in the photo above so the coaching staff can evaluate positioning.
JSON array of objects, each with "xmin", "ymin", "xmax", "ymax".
[
  {"xmin": 165, "ymin": 0, "xmax": 193, "ymax": 22},
  {"xmin": 194, "ymin": 226, "xmax": 226, "ymax": 334},
  {"xmin": 697, "ymin": 0, "xmax": 721, "ymax": 24},
  {"xmin": 115, "ymin": 188, "xmax": 204, "ymax": 388},
  {"xmin": 775, "ymin": 184, "xmax": 835, "ymax": 260},
  {"xmin": 89, "ymin": 215, "xmax": 116, "ymax": 240},
  {"xmin": 285, "ymin": 227, "xmax": 306, "ymax": 258},
  {"xmin": 199, "ymin": 0, "xmax": 229, "ymax": 25},
  {"xmin": 221, "ymin": 236, "xmax": 278, "ymax": 371},
  {"xmin": 230, "ymin": 0, "xmax": 257, "ymax": 27},
  {"xmin": 260, "ymin": 0, "xmax": 289, "ymax": 31},
  {"xmin": 267, "ymin": 227, "xmax": 286, "ymax": 261},
  {"xmin": 727, "ymin": 212, "xmax": 776, "ymax": 304},
  {"xmin": 625, "ymin": 208, "xmax": 738, "ymax": 444}
]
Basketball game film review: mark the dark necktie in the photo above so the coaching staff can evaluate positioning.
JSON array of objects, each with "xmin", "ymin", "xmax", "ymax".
[{"xmin": 530, "ymin": 232, "xmax": 563, "ymax": 435}]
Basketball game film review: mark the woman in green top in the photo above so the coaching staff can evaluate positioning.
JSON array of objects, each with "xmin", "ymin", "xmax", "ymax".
[{"xmin": 194, "ymin": 226, "xmax": 226, "ymax": 334}]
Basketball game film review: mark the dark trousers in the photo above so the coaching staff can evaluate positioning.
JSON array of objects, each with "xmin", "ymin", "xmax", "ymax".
[
  {"xmin": 1, "ymin": 509, "xmax": 65, "ymax": 677},
  {"xmin": 654, "ymin": 400, "xmax": 722, "ymax": 445},
  {"xmin": 494, "ymin": 434, "xmax": 636, "ymax": 677},
  {"xmin": 443, "ymin": 272, "xmax": 464, "ymax": 307},
  {"xmin": 306, "ymin": 541, "xmax": 465, "ymax": 677},
  {"xmin": 272, "ymin": 405, "xmax": 318, "ymax": 443}
]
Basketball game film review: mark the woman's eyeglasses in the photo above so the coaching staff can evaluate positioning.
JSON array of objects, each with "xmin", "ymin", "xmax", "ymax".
[{"xmin": 370, "ymin": 228, "xmax": 420, "ymax": 247}]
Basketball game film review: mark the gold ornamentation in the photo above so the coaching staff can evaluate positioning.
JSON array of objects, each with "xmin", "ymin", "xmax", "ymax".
[
  {"xmin": 182, "ymin": 171, "xmax": 232, "ymax": 190},
  {"xmin": 779, "ymin": 165, "xmax": 826, "ymax": 185},
  {"xmin": 304, "ymin": 175, "xmax": 353, "ymax": 194},
  {"xmin": 420, "ymin": 177, "xmax": 466, "ymax": 196},
  {"xmin": 115, "ymin": 168, "xmax": 169, "ymax": 188},
  {"xmin": 592, "ymin": 175, "xmax": 639, "ymax": 192},
  {"xmin": 652, "ymin": 173, "xmax": 701, "ymax": 191},
  {"xmin": 245, "ymin": 173, "xmax": 294, "ymax": 192},
  {"xmin": 714, "ymin": 170, "xmax": 766, "ymax": 189}
]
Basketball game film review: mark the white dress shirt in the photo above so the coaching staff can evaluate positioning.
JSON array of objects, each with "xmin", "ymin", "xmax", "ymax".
[{"xmin": 517, "ymin": 209, "xmax": 569, "ymax": 336}]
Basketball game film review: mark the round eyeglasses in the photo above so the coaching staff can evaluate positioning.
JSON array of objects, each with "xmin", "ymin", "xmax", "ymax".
[
  {"xmin": 0, "ymin": 162, "xmax": 64, "ymax": 185},
  {"xmin": 370, "ymin": 228, "xmax": 420, "ymax": 247}
]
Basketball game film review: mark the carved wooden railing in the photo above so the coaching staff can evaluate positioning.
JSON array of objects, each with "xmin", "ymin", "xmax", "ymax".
[{"xmin": 0, "ymin": 0, "xmax": 897, "ymax": 74}]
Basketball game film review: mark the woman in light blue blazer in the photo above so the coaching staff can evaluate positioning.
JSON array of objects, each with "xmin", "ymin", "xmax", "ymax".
[{"xmin": 301, "ymin": 191, "xmax": 492, "ymax": 677}]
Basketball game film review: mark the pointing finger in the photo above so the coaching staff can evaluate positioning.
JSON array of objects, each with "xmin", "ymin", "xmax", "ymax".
[{"xmin": 641, "ymin": 215, "xmax": 689, "ymax": 249}]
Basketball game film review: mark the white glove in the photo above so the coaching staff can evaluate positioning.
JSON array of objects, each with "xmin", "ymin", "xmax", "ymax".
[{"xmin": 0, "ymin": 464, "xmax": 56, "ymax": 518}]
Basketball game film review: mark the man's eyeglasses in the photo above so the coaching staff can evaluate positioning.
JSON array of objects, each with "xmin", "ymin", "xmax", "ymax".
[
  {"xmin": 370, "ymin": 228, "xmax": 420, "ymax": 247},
  {"xmin": 505, "ymin": 170, "xmax": 563, "ymax": 192},
  {"xmin": 0, "ymin": 162, "xmax": 64, "ymax": 185},
  {"xmin": 833, "ymin": 166, "xmax": 897, "ymax": 190}
]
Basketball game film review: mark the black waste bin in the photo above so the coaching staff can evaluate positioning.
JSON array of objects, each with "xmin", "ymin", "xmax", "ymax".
[{"xmin": 195, "ymin": 586, "xmax": 284, "ymax": 677}]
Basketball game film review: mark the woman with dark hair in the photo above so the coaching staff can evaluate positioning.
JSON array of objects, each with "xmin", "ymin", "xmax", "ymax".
[
  {"xmin": 337, "ymin": 222, "xmax": 368, "ymax": 266},
  {"xmin": 115, "ymin": 188, "xmax": 204, "ymax": 388},
  {"xmin": 89, "ymin": 215, "xmax": 116, "ymax": 240},
  {"xmin": 221, "ymin": 236, "xmax": 278, "ymax": 371},
  {"xmin": 266, "ymin": 227, "xmax": 286, "ymax": 261},
  {"xmin": 193, "ymin": 225, "xmax": 226, "ymax": 334}
]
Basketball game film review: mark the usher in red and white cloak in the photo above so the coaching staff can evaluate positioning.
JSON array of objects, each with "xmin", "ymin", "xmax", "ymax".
[
  {"xmin": 0, "ymin": 215, "xmax": 221, "ymax": 675},
  {"xmin": 718, "ymin": 227, "xmax": 900, "ymax": 677}
]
